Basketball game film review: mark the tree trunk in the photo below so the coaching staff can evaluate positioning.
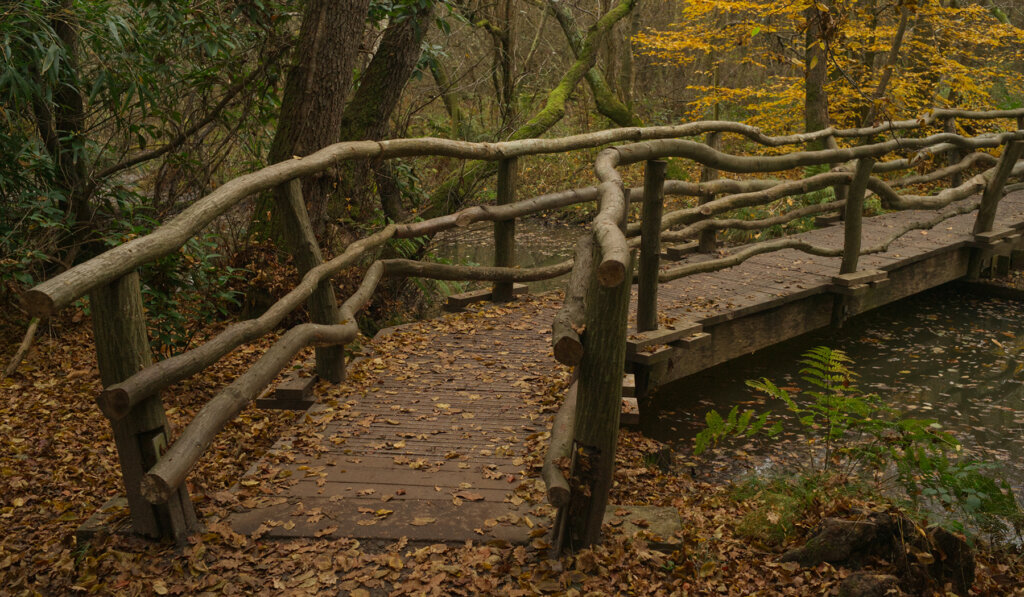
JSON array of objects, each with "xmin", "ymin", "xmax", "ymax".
[
  {"xmin": 861, "ymin": 4, "xmax": 914, "ymax": 128},
  {"xmin": 547, "ymin": 0, "xmax": 641, "ymax": 127},
  {"xmin": 804, "ymin": 2, "xmax": 831, "ymax": 150},
  {"xmin": 428, "ymin": 58, "xmax": 468, "ymax": 139},
  {"xmin": 43, "ymin": 1, "xmax": 94, "ymax": 263},
  {"xmin": 425, "ymin": 0, "xmax": 637, "ymax": 218},
  {"xmin": 333, "ymin": 3, "xmax": 434, "ymax": 224},
  {"xmin": 266, "ymin": 0, "xmax": 370, "ymax": 235}
]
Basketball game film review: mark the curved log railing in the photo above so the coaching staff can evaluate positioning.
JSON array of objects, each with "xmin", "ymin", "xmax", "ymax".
[{"xmin": 24, "ymin": 108, "xmax": 1024, "ymax": 544}]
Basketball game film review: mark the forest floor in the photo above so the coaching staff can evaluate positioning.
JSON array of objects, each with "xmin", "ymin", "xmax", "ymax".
[{"xmin": 3, "ymin": 287, "xmax": 1024, "ymax": 596}]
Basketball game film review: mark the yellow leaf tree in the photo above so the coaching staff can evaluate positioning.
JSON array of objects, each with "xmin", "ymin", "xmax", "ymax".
[{"xmin": 634, "ymin": 0, "xmax": 1024, "ymax": 133}]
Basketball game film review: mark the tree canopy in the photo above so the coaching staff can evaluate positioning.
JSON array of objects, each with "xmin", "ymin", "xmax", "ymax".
[{"xmin": 634, "ymin": 0, "xmax": 1024, "ymax": 130}]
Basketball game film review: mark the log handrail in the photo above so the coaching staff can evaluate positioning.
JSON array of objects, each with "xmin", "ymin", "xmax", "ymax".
[{"xmin": 25, "ymin": 109, "xmax": 1024, "ymax": 317}]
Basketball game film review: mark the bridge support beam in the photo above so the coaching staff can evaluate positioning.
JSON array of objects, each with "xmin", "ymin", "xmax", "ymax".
[{"xmin": 91, "ymin": 272, "xmax": 198, "ymax": 542}]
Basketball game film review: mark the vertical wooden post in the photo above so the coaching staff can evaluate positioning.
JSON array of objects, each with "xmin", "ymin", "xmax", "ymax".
[
  {"xmin": 826, "ymin": 133, "xmax": 849, "ymax": 208},
  {"xmin": 276, "ymin": 179, "xmax": 345, "ymax": 382},
  {"xmin": 91, "ymin": 272, "xmax": 198, "ymax": 541},
  {"xmin": 944, "ymin": 116, "xmax": 962, "ymax": 188},
  {"xmin": 563, "ymin": 247, "xmax": 633, "ymax": 551},
  {"xmin": 839, "ymin": 157, "xmax": 876, "ymax": 275},
  {"xmin": 968, "ymin": 139, "xmax": 1024, "ymax": 278},
  {"xmin": 698, "ymin": 132, "xmax": 721, "ymax": 253},
  {"xmin": 493, "ymin": 157, "xmax": 518, "ymax": 302},
  {"xmin": 637, "ymin": 160, "xmax": 666, "ymax": 333},
  {"xmin": 973, "ymin": 140, "xmax": 1024, "ymax": 236}
]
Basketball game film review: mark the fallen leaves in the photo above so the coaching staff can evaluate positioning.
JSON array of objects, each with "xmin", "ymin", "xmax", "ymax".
[{"xmin": 6, "ymin": 287, "xmax": 1024, "ymax": 596}]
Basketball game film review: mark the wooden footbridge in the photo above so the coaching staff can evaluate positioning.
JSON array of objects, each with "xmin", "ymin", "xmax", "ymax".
[{"xmin": 24, "ymin": 108, "xmax": 1024, "ymax": 551}]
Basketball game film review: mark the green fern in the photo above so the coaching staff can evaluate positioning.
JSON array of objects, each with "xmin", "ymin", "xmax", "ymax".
[{"xmin": 693, "ymin": 346, "xmax": 1023, "ymax": 538}]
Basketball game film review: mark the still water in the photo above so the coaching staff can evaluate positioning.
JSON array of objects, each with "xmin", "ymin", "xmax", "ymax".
[
  {"xmin": 429, "ymin": 221, "xmax": 580, "ymax": 294},
  {"xmin": 643, "ymin": 284, "xmax": 1024, "ymax": 491}
]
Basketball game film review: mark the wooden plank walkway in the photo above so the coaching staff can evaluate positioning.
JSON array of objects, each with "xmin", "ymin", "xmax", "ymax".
[
  {"xmin": 642, "ymin": 191, "xmax": 1024, "ymax": 383},
  {"xmin": 228, "ymin": 190, "xmax": 1024, "ymax": 543},
  {"xmin": 228, "ymin": 297, "xmax": 565, "ymax": 544}
]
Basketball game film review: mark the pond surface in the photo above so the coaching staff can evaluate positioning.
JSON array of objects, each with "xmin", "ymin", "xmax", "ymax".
[
  {"xmin": 644, "ymin": 283, "xmax": 1024, "ymax": 492},
  {"xmin": 429, "ymin": 220, "xmax": 581, "ymax": 294}
]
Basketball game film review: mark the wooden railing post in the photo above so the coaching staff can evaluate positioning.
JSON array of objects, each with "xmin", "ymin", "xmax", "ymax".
[
  {"xmin": 493, "ymin": 157, "xmax": 518, "ymax": 302},
  {"xmin": 839, "ymin": 157, "xmax": 877, "ymax": 275},
  {"xmin": 91, "ymin": 272, "xmax": 198, "ymax": 541},
  {"xmin": 562, "ymin": 245, "xmax": 633, "ymax": 551},
  {"xmin": 698, "ymin": 131, "xmax": 721, "ymax": 252},
  {"xmin": 826, "ymin": 133, "xmax": 849, "ymax": 210},
  {"xmin": 968, "ymin": 138, "xmax": 1024, "ymax": 278},
  {"xmin": 637, "ymin": 160, "xmax": 667, "ymax": 332},
  {"xmin": 944, "ymin": 116, "xmax": 963, "ymax": 188},
  {"xmin": 276, "ymin": 179, "xmax": 346, "ymax": 382}
]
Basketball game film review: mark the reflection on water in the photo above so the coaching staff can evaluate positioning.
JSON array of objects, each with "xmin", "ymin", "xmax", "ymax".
[
  {"xmin": 645, "ymin": 283, "xmax": 1024, "ymax": 491},
  {"xmin": 429, "ymin": 221, "xmax": 581, "ymax": 294}
]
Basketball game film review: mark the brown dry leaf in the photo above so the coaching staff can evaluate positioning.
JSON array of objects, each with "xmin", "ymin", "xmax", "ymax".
[
  {"xmin": 453, "ymin": 490, "xmax": 484, "ymax": 502},
  {"xmin": 410, "ymin": 517, "xmax": 436, "ymax": 526}
]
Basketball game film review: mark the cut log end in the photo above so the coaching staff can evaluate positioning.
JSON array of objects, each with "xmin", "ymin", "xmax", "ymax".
[
  {"xmin": 547, "ymin": 486, "xmax": 570, "ymax": 508},
  {"xmin": 97, "ymin": 388, "xmax": 131, "ymax": 420},
  {"xmin": 141, "ymin": 473, "xmax": 172, "ymax": 505},
  {"xmin": 553, "ymin": 336, "xmax": 584, "ymax": 366},
  {"xmin": 21, "ymin": 290, "xmax": 55, "ymax": 319},
  {"xmin": 597, "ymin": 260, "xmax": 626, "ymax": 287}
]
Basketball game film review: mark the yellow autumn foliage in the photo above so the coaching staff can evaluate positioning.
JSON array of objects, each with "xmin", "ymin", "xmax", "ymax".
[{"xmin": 634, "ymin": 0, "xmax": 1024, "ymax": 132}]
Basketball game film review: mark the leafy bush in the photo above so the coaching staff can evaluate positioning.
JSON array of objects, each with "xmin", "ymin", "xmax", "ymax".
[{"xmin": 140, "ymin": 234, "xmax": 248, "ymax": 358}]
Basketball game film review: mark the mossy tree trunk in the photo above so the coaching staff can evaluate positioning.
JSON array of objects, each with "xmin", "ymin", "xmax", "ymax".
[
  {"xmin": 425, "ymin": 0, "xmax": 637, "ymax": 218},
  {"xmin": 547, "ymin": 0, "xmax": 641, "ymax": 127}
]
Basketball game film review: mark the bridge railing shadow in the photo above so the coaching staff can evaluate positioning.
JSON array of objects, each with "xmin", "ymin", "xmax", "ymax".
[{"xmin": 21, "ymin": 108, "xmax": 1024, "ymax": 542}]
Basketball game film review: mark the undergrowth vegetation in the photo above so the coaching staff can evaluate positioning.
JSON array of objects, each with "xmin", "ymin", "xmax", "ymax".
[{"xmin": 696, "ymin": 346, "xmax": 1024, "ymax": 544}]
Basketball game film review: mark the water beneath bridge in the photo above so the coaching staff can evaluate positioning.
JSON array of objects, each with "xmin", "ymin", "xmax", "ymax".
[
  {"xmin": 430, "ymin": 220, "xmax": 579, "ymax": 294},
  {"xmin": 644, "ymin": 283, "xmax": 1024, "ymax": 492}
]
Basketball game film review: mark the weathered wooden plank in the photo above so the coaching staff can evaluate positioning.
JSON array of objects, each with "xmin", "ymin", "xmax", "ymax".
[
  {"xmin": 444, "ymin": 283, "xmax": 528, "ymax": 311},
  {"xmin": 831, "ymin": 269, "xmax": 887, "ymax": 287},
  {"xmin": 664, "ymin": 242, "xmax": 698, "ymax": 260},
  {"xmin": 626, "ymin": 322, "xmax": 702, "ymax": 355}
]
